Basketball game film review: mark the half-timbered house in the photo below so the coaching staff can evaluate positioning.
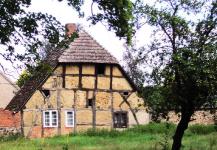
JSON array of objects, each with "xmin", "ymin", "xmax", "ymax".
[{"xmin": 6, "ymin": 24, "xmax": 150, "ymax": 138}]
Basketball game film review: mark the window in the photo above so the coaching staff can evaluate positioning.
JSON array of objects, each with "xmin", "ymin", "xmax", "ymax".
[
  {"xmin": 123, "ymin": 91, "xmax": 129, "ymax": 96},
  {"xmin": 41, "ymin": 90, "xmax": 50, "ymax": 98},
  {"xmin": 87, "ymin": 99, "xmax": 93, "ymax": 108},
  {"xmin": 65, "ymin": 110, "xmax": 74, "ymax": 127},
  {"xmin": 113, "ymin": 111, "xmax": 128, "ymax": 128},
  {"xmin": 43, "ymin": 110, "xmax": 58, "ymax": 127},
  {"xmin": 97, "ymin": 64, "xmax": 105, "ymax": 75}
]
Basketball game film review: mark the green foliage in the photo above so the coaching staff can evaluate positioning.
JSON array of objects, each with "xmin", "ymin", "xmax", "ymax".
[
  {"xmin": 0, "ymin": 0, "xmax": 66, "ymax": 65},
  {"xmin": 159, "ymin": 123, "xmax": 171, "ymax": 150},
  {"xmin": 62, "ymin": 144, "xmax": 69, "ymax": 150},
  {"xmin": 1, "ymin": 123, "xmax": 217, "ymax": 150},
  {"xmin": 126, "ymin": 0, "xmax": 217, "ymax": 149},
  {"xmin": 80, "ymin": 128, "xmax": 120, "ymax": 137},
  {"xmin": 16, "ymin": 62, "xmax": 52, "ymax": 87},
  {"xmin": 187, "ymin": 124, "xmax": 217, "ymax": 135},
  {"xmin": 126, "ymin": 123, "xmax": 176, "ymax": 135},
  {"xmin": 0, "ymin": 0, "xmax": 134, "ymax": 69},
  {"xmin": 141, "ymin": 86, "xmax": 173, "ymax": 121},
  {"xmin": 0, "ymin": 133, "xmax": 22, "ymax": 142},
  {"xmin": 89, "ymin": 0, "xmax": 134, "ymax": 43},
  {"xmin": 16, "ymin": 70, "xmax": 32, "ymax": 87}
]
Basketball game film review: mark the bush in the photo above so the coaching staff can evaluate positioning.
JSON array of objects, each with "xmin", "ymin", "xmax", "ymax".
[{"xmin": 187, "ymin": 124, "xmax": 217, "ymax": 135}]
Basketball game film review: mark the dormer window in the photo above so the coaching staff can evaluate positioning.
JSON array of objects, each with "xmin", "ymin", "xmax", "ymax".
[{"xmin": 97, "ymin": 64, "xmax": 105, "ymax": 75}]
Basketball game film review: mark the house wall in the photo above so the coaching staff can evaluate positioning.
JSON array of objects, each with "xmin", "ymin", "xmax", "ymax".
[
  {"xmin": 0, "ymin": 74, "xmax": 18, "ymax": 108},
  {"xmin": 22, "ymin": 64, "xmax": 149, "ymax": 138}
]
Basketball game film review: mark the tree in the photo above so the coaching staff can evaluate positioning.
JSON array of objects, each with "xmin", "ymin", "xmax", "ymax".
[
  {"xmin": 16, "ymin": 41, "xmax": 56, "ymax": 87},
  {"xmin": 16, "ymin": 70, "xmax": 31, "ymax": 88},
  {"xmin": 0, "ymin": 0, "xmax": 134, "ymax": 72},
  {"xmin": 127, "ymin": 0, "xmax": 217, "ymax": 149}
]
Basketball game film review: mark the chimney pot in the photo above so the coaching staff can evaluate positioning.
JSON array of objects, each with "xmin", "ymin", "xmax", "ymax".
[{"xmin": 65, "ymin": 23, "xmax": 77, "ymax": 37}]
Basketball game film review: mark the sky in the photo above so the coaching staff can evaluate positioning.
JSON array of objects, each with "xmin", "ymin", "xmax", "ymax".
[
  {"xmin": 0, "ymin": 0, "xmax": 152, "ymax": 81},
  {"xmin": 29, "ymin": 0, "xmax": 152, "ymax": 59}
]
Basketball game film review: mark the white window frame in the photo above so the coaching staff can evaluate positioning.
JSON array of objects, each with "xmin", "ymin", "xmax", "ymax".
[
  {"xmin": 65, "ymin": 110, "xmax": 74, "ymax": 127},
  {"xmin": 43, "ymin": 110, "xmax": 58, "ymax": 127}
]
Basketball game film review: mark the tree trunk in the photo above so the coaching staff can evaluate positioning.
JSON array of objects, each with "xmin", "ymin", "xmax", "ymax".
[{"xmin": 171, "ymin": 111, "xmax": 192, "ymax": 150}]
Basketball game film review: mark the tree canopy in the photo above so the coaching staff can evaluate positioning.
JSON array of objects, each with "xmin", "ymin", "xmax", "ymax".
[
  {"xmin": 0, "ymin": 0, "xmax": 134, "ymax": 72},
  {"xmin": 124, "ymin": 0, "xmax": 217, "ymax": 149}
]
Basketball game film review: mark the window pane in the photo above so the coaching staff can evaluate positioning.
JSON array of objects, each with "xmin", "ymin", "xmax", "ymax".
[
  {"xmin": 44, "ymin": 111, "xmax": 50, "ymax": 126},
  {"xmin": 113, "ymin": 112, "xmax": 127, "ymax": 128},
  {"xmin": 66, "ymin": 111, "xmax": 74, "ymax": 126},
  {"xmin": 52, "ymin": 111, "xmax": 57, "ymax": 126}
]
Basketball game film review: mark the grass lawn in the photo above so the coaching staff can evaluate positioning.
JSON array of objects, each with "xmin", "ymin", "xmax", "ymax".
[{"xmin": 1, "ymin": 123, "xmax": 217, "ymax": 150}]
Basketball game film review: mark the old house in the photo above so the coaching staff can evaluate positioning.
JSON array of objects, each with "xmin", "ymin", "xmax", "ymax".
[
  {"xmin": 0, "ymin": 72, "xmax": 18, "ymax": 108},
  {"xmin": 6, "ymin": 24, "xmax": 150, "ymax": 138}
]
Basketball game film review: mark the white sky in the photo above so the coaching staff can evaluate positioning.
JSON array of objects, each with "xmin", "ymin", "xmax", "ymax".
[{"xmin": 0, "ymin": 0, "xmax": 152, "ymax": 81}]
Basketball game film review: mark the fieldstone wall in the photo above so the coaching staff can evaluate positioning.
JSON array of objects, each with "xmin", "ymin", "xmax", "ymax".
[
  {"xmin": 0, "ymin": 109, "xmax": 21, "ymax": 136},
  {"xmin": 0, "ymin": 127, "xmax": 21, "ymax": 136}
]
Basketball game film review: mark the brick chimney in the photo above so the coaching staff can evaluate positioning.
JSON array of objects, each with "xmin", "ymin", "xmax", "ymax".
[{"xmin": 65, "ymin": 23, "xmax": 77, "ymax": 37}]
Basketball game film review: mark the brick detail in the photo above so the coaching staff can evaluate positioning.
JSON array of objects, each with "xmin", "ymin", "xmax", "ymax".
[{"xmin": 0, "ymin": 109, "xmax": 20, "ymax": 128}]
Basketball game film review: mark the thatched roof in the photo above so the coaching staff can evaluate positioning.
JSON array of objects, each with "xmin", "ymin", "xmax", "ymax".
[
  {"xmin": 6, "ymin": 28, "xmax": 136, "ymax": 112},
  {"xmin": 59, "ymin": 30, "xmax": 119, "ymax": 64}
]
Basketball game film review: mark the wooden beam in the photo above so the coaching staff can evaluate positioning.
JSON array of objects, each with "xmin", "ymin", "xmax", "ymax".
[
  {"xmin": 62, "ymin": 64, "xmax": 66, "ymax": 88},
  {"xmin": 52, "ymin": 73, "xmax": 124, "ymax": 78},
  {"xmin": 110, "ymin": 65, "xmax": 113, "ymax": 90},
  {"xmin": 57, "ymin": 89, "xmax": 61, "ymax": 135},
  {"xmin": 20, "ymin": 110, "xmax": 24, "ymax": 136},
  {"xmin": 95, "ymin": 65, "xmax": 98, "ymax": 89},
  {"xmin": 119, "ymin": 93, "xmax": 139, "ymax": 125},
  {"xmin": 92, "ymin": 65, "xmax": 98, "ymax": 129},
  {"xmin": 41, "ymin": 87, "xmax": 133, "ymax": 93},
  {"xmin": 73, "ymin": 90, "xmax": 77, "ymax": 133},
  {"xmin": 41, "ymin": 110, "xmax": 44, "ymax": 137},
  {"xmin": 78, "ymin": 64, "xmax": 82, "ymax": 89},
  {"xmin": 111, "ymin": 92, "xmax": 114, "ymax": 128}
]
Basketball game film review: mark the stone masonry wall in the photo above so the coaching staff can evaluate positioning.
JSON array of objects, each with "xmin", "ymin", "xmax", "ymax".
[{"xmin": 168, "ymin": 111, "xmax": 217, "ymax": 125}]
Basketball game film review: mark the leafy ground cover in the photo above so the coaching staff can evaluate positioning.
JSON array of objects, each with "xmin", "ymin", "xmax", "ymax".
[{"xmin": 0, "ymin": 123, "xmax": 217, "ymax": 150}]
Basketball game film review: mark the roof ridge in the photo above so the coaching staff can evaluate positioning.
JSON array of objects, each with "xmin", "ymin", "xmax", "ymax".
[
  {"xmin": 81, "ymin": 29, "xmax": 118, "ymax": 62},
  {"xmin": 58, "ymin": 29, "xmax": 119, "ymax": 64}
]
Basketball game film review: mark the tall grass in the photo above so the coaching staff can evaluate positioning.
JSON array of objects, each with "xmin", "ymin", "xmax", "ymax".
[
  {"xmin": 0, "ymin": 123, "xmax": 217, "ymax": 150},
  {"xmin": 0, "ymin": 133, "xmax": 22, "ymax": 142},
  {"xmin": 187, "ymin": 124, "xmax": 217, "ymax": 135}
]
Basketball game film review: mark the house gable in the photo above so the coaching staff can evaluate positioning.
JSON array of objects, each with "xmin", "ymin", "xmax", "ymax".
[{"xmin": 21, "ymin": 63, "xmax": 146, "ymax": 137}]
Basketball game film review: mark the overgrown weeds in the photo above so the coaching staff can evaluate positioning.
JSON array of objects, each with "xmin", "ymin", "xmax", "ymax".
[
  {"xmin": 187, "ymin": 124, "xmax": 217, "ymax": 135},
  {"xmin": 0, "ymin": 133, "xmax": 22, "ymax": 142}
]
